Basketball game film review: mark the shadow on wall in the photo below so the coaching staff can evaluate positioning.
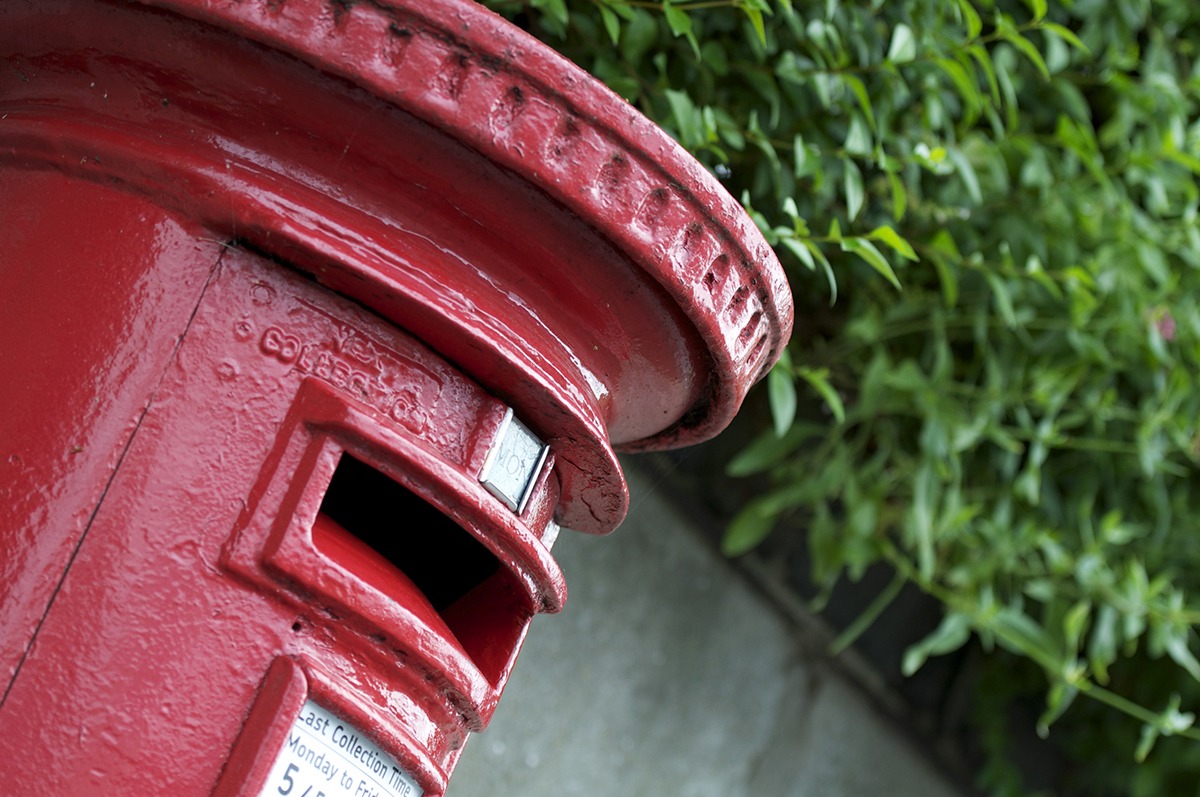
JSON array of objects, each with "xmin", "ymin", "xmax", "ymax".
[{"xmin": 447, "ymin": 464, "xmax": 967, "ymax": 797}]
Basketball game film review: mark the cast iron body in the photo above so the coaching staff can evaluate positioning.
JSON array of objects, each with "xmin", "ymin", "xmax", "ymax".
[{"xmin": 0, "ymin": 1, "xmax": 793, "ymax": 794}]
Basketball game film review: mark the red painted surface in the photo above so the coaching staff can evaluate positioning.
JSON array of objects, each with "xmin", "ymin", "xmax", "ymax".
[
  {"xmin": 0, "ymin": 0, "xmax": 792, "ymax": 794},
  {"xmin": 0, "ymin": 168, "xmax": 221, "ymax": 690}
]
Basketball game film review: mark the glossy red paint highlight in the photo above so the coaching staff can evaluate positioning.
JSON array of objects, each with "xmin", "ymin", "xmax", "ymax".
[
  {"xmin": 0, "ymin": 168, "xmax": 221, "ymax": 687},
  {"xmin": 0, "ymin": 0, "xmax": 792, "ymax": 794}
]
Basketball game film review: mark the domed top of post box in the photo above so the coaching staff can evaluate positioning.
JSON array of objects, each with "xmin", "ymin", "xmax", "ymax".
[{"xmin": 80, "ymin": 0, "xmax": 794, "ymax": 532}]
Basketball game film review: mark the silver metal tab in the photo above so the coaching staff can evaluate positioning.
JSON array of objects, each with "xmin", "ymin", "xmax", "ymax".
[
  {"xmin": 479, "ymin": 408, "xmax": 550, "ymax": 515},
  {"xmin": 541, "ymin": 519, "xmax": 561, "ymax": 550}
]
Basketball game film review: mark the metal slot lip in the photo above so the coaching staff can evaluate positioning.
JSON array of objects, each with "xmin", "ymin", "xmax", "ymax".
[{"xmin": 479, "ymin": 408, "xmax": 550, "ymax": 516}]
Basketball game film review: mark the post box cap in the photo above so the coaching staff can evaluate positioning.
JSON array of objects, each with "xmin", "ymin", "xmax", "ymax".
[{"xmin": 141, "ymin": 0, "xmax": 793, "ymax": 453}]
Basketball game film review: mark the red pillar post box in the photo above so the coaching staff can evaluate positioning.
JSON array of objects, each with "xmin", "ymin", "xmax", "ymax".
[{"xmin": 0, "ymin": 1, "xmax": 793, "ymax": 794}]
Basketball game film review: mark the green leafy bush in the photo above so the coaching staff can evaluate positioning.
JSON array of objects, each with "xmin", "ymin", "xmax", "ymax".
[{"xmin": 485, "ymin": 0, "xmax": 1200, "ymax": 792}]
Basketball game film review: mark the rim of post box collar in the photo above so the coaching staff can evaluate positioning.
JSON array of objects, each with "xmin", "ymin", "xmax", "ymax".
[{"xmin": 138, "ymin": 0, "xmax": 794, "ymax": 450}]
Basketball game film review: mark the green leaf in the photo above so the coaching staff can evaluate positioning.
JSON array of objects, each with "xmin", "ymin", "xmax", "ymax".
[
  {"xmin": 927, "ymin": 230, "xmax": 961, "ymax": 307},
  {"xmin": 663, "ymin": 88, "xmax": 703, "ymax": 148},
  {"xmin": 908, "ymin": 461, "xmax": 938, "ymax": 580},
  {"xmin": 947, "ymin": 147, "xmax": 982, "ymax": 204},
  {"xmin": 796, "ymin": 366, "xmax": 844, "ymax": 424},
  {"xmin": 887, "ymin": 23, "xmax": 916, "ymax": 64},
  {"xmin": 936, "ymin": 57, "xmax": 981, "ymax": 124},
  {"xmin": 1088, "ymin": 604, "xmax": 1118, "ymax": 684},
  {"xmin": 767, "ymin": 364, "xmax": 797, "ymax": 438},
  {"xmin": 1001, "ymin": 28, "xmax": 1050, "ymax": 80},
  {"xmin": 844, "ymin": 113, "xmax": 872, "ymax": 156},
  {"xmin": 985, "ymin": 271, "xmax": 1016, "ymax": 327},
  {"xmin": 844, "ymin": 160, "xmax": 864, "ymax": 220},
  {"xmin": 780, "ymin": 236, "xmax": 814, "ymax": 270},
  {"xmin": 743, "ymin": 7, "xmax": 767, "ymax": 46},
  {"xmin": 781, "ymin": 197, "xmax": 807, "ymax": 232},
  {"xmin": 903, "ymin": 612, "xmax": 972, "ymax": 675},
  {"xmin": 531, "ymin": 0, "xmax": 569, "ymax": 26},
  {"xmin": 1063, "ymin": 601, "xmax": 1090, "ymax": 653},
  {"xmin": 1136, "ymin": 696, "xmax": 1196, "ymax": 762},
  {"xmin": 867, "ymin": 225, "xmax": 918, "ymax": 261},
  {"xmin": 1023, "ymin": 0, "xmax": 1047, "ymax": 22},
  {"xmin": 619, "ymin": 8, "xmax": 658, "ymax": 64},
  {"xmin": 804, "ymin": 240, "xmax": 838, "ymax": 304},
  {"xmin": 598, "ymin": 5, "xmax": 621, "ymax": 45},
  {"xmin": 726, "ymin": 423, "xmax": 822, "ymax": 477},
  {"xmin": 1136, "ymin": 239, "xmax": 1170, "ymax": 287},
  {"xmin": 888, "ymin": 171, "xmax": 907, "ymax": 221},
  {"xmin": 1038, "ymin": 681, "xmax": 1079, "ymax": 738},
  {"xmin": 1164, "ymin": 628, "xmax": 1200, "ymax": 684},
  {"xmin": 928, "ymin": 255, "xmax": 958, "ymax": 309},
  {"xmin": 957, "ymin": 0, "xmax": 982, "ymax": 39},
  {"xmin": 662, "ymin": 1, "xmax": 689, "ymax": 36},
  {"xmin": 601, "ymin": 0, "xmax": 636, "ymax": 21},
  {"xmin": 1042, "ymin": 22, "xmax": 1090, "ymax": 54},
  {"xmin": 1136, "ymin": 723, "xmax": 1161, "ymax": 763},
  {"xmin": 842, "ymin": 74, "xmax": 876, "ymax": 132},
  {"xmin": 913, "ymin": 142, "xmax": 950, "ymax": 174},
  {"xmin": 991, "ymin": 607, "xmax": 1061, "ymax": 670},
  {"xmin": 992, "ymin": 45, "xmax": 1020, "ymax": 129},
  {"xmin": 883, "ymin": 359, "xmax": 927, "ymax": 393},
  {"xmin": 722, "ymin": 498, "xmax": 777, "ymax": 556},
  {"xmin": 1024, "ymin": 254, "xmax": 1062, "ymax": 300},
  {"xmin": 842, "ymin": 237, "xmax": 902, "ymax": 290},
  {"xmin": 746, "ymin": 110, "xmax": 781, "ymax": 169},
  {"xmin": 968, "ymin": 44, "xmax": 1001, "ymax": 104},
  {"xmin": 792, "ymin": 133, "xmax": 812, "ymax": 178},
  {"xmin": 662, "ymin": 1, "xmax": 700, "ymax": 58}
]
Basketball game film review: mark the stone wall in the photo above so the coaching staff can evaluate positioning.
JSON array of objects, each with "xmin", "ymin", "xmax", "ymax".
[{"xmin": 447, "ymin": 467, "xmax": 965, "ymax": 797}]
